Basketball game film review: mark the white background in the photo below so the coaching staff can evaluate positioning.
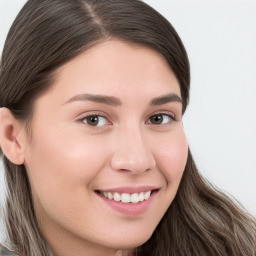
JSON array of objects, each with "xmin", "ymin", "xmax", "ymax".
[{"xmin": 0, "ymin": 0, "xmax": 255, "ymax": 242}]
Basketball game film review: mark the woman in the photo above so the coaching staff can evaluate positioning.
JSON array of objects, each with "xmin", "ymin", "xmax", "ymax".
[{"xmin": 0, "ymin": 0, "xmax": 255, "ymax": 255}]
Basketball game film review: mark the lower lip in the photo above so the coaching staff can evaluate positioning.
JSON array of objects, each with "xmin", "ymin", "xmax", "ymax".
[{"xmin": 96, "ymin": 191, "xmax": 157, "ymax": 216}]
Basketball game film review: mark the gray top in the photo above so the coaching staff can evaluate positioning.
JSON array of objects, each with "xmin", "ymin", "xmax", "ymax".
[{"xmin": 0, "ymin": 244, "xmax": 19, "ymax": 256}]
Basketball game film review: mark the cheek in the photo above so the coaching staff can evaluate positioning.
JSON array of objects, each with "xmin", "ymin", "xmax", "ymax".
[
  {"xmin": 156, "ymin": 129, "xmax": 188, "ymax": 184},
  {"xmin": 25, "ymin": 128, "xmax": 108, "ymax": 206},
  {"xmin": 25, "ymin": 131, "xmax": 109, "ymax": 228},
  {"xmin": 28, "ymin": 126, "xmax": 105, "ymax": 173}
]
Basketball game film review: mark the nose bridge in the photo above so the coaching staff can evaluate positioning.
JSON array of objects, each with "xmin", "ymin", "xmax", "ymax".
[{"xmin": 110, "ymin": 124, "xmax": 156, "ymax": 173}]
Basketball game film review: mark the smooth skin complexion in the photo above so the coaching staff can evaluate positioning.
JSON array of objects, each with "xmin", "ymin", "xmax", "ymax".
[{"xmin": 0, "ymin": 40, "xmax": 188, "ymax": 256}]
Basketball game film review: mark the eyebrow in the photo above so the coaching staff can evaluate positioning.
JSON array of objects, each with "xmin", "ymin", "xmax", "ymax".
[
  {"xmin": 149, "ymin": 93, "xmax": 182, "ymax": 106},
  {"xmin": 64, "ymin": 93, "xmax": 122, "ymax": 106},
  {"xmin": 64, "ymin": 93, "xmax": 182, "ymax": 106}
]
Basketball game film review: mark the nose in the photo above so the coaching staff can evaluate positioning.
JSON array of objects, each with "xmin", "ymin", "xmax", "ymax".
[{"xmin": 110, "ymin": 127, "xmax": 156, "ymax": 174}]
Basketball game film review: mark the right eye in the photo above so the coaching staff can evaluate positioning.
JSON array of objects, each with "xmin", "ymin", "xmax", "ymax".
[{"xmin": 82, "ymin": 115, "xmax": 108, "ymax": 127}]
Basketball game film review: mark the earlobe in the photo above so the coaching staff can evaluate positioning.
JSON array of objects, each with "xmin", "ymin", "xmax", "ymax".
[{"xmin": 0, "ymin": 108, "xmax": 26, "ymax": 165}]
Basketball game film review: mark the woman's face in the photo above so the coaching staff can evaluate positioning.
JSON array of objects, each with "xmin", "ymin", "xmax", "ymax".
[{"xmin": 23, "ymin": 40, "xmax": 188, "ymax": 256}]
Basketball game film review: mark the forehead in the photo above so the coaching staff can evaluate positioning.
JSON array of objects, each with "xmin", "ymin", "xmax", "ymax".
[{"xmin": 38, "ymin": 40, "xmax": 181, "ymax": 107}]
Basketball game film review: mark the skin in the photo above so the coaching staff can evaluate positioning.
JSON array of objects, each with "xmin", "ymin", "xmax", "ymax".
[{"xmin": 1, "ymin": 40, "xmax": 188, "ymax": 256}]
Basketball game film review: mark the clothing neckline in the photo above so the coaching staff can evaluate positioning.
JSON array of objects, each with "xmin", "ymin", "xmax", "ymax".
[{"xmin": 0, "ymin": 243, "xmax": 20, "ymax": 255}]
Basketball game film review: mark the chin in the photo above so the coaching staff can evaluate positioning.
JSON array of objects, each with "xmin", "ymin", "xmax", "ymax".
[{"xmin": 105, "ymin": 229, "xmax": 154, "ymax": 250}]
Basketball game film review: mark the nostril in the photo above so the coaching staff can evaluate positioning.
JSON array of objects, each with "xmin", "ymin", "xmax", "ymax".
[{"xmin": 117, "ymin": 167, "xmax": 152, "ymax": 174}]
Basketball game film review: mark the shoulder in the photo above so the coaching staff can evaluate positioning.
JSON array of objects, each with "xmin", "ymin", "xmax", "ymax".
[{"xmin": 0, "ymin": 244, "xmax": 20, "ymax": 256}]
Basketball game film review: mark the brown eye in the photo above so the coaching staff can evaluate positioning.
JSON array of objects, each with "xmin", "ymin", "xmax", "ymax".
[
  {"xmin": 148, "ymin": 114, "xmax": 175, "ymax": 125},
  {"xmin": 150, "ymin": 114, "xmax": 164, "ymax": 124},
  {"xmin": 83, "ymin": 115, "xmax": 107, "ymax": 126}
]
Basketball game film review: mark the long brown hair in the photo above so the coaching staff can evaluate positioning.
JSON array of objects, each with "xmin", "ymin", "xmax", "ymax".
[{"xmin": 0, "ymin": 0, "xmax": 255, "ymax": 255}]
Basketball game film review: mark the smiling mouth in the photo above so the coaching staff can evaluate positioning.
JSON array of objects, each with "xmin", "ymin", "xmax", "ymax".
[{"xmin": 96, "ymin": 190, "xmax": 156, "ymax": 204}]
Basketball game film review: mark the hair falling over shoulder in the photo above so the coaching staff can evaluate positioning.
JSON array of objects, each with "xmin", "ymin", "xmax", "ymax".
[
  {"xmin": 137, "ymin": 150, "xmax": 256, "ymax": 255},
  {"xmin": 0, "ymin": 0, "xmax": 255, "ymax": 255}
]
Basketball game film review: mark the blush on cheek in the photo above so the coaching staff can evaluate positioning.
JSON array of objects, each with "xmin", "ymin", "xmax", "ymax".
[{"xmin": 159, "ymin": 139, "xmax": 188, "ymax": 182}]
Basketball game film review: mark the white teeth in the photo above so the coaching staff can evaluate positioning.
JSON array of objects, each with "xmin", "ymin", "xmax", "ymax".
[
  {"xmin": 121, "ymin": 193, "xmax": 130, "ymax": 203},
  {"xmin": 101, "ymin": 190, "xmax": 152, "ymax": 204},
  {"xmin": 131, "ymin": 193, "xmax": 139, "ymax": 203},
  {"xmin": 107, "ymin": 192, "xmax": 113, "ymax": 200},
  {"xmin": 138, "ymin": 192, "xmax": 144, "ymax": 201},
  {"xmin": 145, "ymin": 191, "xmax": 151, "ymax": 200},
  {"xmin": 114, "ymin": 192, "xmax": 121, "ymax": 202}
]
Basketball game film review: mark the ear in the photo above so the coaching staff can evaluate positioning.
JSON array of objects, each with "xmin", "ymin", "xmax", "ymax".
[{"xmin": 0, "ymin": 108, "xmax": 26, "ymax": 165}]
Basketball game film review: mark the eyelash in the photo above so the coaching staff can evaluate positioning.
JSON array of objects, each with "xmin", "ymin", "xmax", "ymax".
[{"xmin": 78, "ymin": 112, "xmax": 176, "ymax": 128}]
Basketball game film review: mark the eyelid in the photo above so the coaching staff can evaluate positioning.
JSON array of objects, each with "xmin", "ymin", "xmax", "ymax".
[
  {"xmin": 76, "ymin": 110, "xmax": 109, "ymax": 120},
  {"xmin": 147, "ymin": 111, "xmax": 176, "ymax": 120}
]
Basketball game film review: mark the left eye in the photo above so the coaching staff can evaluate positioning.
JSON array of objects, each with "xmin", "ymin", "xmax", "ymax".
[
  {"xmin": 82, "ymin": 115, "xmax": 108, "ymax": 127},
  {"xmin": 147, "ymin": 114, "xmax": 174, "ymax": 125}
]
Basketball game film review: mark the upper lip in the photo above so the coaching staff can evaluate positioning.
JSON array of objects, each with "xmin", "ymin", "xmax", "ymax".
[{"xmin": 95, "ymin": 186, "xmax": 160, "ymax": 194}]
